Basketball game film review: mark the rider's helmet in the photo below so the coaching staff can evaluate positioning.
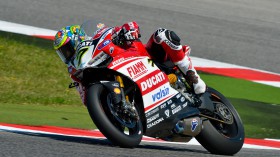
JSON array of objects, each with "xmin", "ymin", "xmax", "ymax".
[{"xmin": 53, "ymin": 25, "xmax": 80, "ymax": 64}]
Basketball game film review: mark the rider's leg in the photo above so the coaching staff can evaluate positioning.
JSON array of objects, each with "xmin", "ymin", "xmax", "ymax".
[{"xmin": 146, "ymin": 28, "xmax": 206, "ymax": 94}]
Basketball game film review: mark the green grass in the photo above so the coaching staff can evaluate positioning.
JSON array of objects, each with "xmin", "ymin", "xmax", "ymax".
[
  {"xmin": 200, "ymin": 73, "xmax": 280, "ymax": 105},
  {"xmin": 230, "ymin": 98, "xmax": 280, "ymax": 139},
  {"xmin": 0, "ymin": 31, "xmax": 81, "ymax": 106},
  {"xmin": 0, "ymin": 103, "xmax": 94, "ymax": 129},
  {"xmin": 0, "ymin": 31, "xmax": 279, "ymax": 139}
]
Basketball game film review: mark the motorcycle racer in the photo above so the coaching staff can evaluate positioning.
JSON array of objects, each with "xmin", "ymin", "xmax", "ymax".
[
  {"xmin": 112, "ymin": 22, "xmax": 206, "ymax": 95},
  {"xmin": 53, "ymin": 21, "xmax": 206, "ymax": 104},
  {"xmin": 53, "ymin": 24, "xmax": 88, "ymax": 104}
]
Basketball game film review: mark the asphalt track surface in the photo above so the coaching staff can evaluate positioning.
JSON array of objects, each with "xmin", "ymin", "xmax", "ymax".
[
  {"xmin": 1, "ymin": 131, "xmax": 280, "ymax": 157},
  {"xmin": 1, "ymin": 0, "xmax": 280, "ymax": 156}
]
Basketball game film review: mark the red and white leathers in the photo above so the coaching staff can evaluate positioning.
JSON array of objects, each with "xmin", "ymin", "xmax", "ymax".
[{"xmin": 145, "ymin": 28, "xmax": 206, "ymax": 94}]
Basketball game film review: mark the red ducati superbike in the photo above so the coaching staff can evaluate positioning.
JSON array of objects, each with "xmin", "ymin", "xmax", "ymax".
[{"xmin": 72, "ymin": 20, "xmax": 244, "ymax": 155}]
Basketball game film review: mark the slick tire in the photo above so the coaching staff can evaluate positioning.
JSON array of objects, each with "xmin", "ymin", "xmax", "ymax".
[
  {"xmin": 195, "ymin": 87, "xmax": 245, "ymax": 155},
  {"xmin": 86, "ymin": 83, "xmax": 143, "ymax": 148}
]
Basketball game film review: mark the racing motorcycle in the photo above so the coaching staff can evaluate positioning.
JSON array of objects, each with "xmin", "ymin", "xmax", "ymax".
[{"xmin": 72, "ymin": 20, "xmax": 244, "ymax": 155}]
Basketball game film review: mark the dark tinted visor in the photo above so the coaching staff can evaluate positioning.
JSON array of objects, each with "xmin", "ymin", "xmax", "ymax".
[{"xmin": 57, "ymin": 42, "xmax": 75, "ymax": 63}]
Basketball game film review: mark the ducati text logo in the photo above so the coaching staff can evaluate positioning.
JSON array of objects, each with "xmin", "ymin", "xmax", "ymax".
[
  {"xmin": 127, "ymin": 61, "xmax": 148, "ymax": 79},
  {"xmin": 76, "ymin": 40, "xmax": 93, "ymax": 51},
  {"xmin": 152, "ymin": 87, "xmax": 169, "ymax": 102},
  {"xmin": 141, "ymin": 72, "xmax": 165, "ymax": 91}
]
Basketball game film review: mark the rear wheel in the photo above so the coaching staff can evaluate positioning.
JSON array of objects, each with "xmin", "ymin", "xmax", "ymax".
[
  {"xmin": 86, "ymin": 83, "xmax": 143, "ymax": 148},
  {"xmin": 196, "ymin": 87, "xmax": 244, "ymax": 155}
]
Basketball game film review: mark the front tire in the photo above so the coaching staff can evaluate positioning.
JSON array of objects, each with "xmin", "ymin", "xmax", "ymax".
[
  {"xmin": 196, "ymin": 87, "xmax": 245, "ymax": 155},
  {"xmin": 86, "ymin": 83, "xmax": 143, "ymax": 148}
]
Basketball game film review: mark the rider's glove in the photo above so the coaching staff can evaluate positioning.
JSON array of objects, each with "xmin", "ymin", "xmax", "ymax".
[{"xmin": 120, "ymin": 21, "xmax": 141, "ymax": 41}]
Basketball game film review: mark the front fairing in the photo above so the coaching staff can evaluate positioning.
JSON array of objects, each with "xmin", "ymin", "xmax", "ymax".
[
  {"xmin": 71, "ymin": 40, "xmax": 96, "ymax": 69},
  {"xmin": 71, "ymin": 20, "xmax": 113, "ymax": 69}
]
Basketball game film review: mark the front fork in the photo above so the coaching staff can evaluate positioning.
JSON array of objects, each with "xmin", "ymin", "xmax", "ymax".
[
  {"xmin": 115, "ymin": 75, "xmax": 138, "ymax": 120},
  {"xmin": 115, "ymin": 76, "xmax": 129, "ymax": 103}
]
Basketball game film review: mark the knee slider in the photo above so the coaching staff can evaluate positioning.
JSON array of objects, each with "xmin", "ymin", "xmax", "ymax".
[{"xmin": 165, "ymin": 30, "xmax": 181, "ymax": 46}]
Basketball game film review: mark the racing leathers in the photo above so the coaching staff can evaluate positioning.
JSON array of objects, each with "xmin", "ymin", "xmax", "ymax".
[{"xmin": 145, "ymin": 28, "xmax": 206, "ymax": 94}]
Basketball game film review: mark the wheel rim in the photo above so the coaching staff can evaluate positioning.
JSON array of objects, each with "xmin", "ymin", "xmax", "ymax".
[
  {"xmin": 100, "ymin": 90, "xmax": 141, "ymax": 135},
  {"xmin": 215, "ymin": 102, "xmax": 233, "ymax": 124},
  {"xmin": 106, "ymin": 95, "xmax": 136, "ymax": 128},
  {"xmin": 209, "ymin": 94, "xmax": 239, "ymax": 138}
]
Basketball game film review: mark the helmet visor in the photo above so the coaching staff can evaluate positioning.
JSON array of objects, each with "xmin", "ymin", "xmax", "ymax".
[{"xmin": 56, "ymin": 42, "xmax": 75, "ymax": 64}]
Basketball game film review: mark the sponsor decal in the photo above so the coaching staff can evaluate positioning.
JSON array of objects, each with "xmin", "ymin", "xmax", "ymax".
[
  {"xmin": 152, "ymin": 87, "xmax": 169, "ymax": 102},
  {"xmin": 180, "ymin": 97, "xmax": 185, "ymax": 102},
  {"xmin": 76, "ymin": 40, "xmax": 93, "ymax": 51},
  {"xmin": 147, "ymin": 113, "xmax": 159, "ymax": 123},
  {"xmin": 191, "ymin": 119, "xmax": 198, "ymax": 132},
  {"xmin": 98, "ymin": 39, "xmax": 110, "ymax": 50},
  {"xmin": 172, "ymin": 105, "xmax": 182, "ymax": 114},
  {"xmin": 164, "ymin": 39, "xmax": 180, "ymax": 50},
  {"xmin": 145, "ymin": 107, "xmax": 159, "ymax": 117},
  {"xmin": 140, "ymin": 72, "xmax": 165, "ymax": 91},
  {"xmin": 160, "ymin": 103, "xmax": 166, "ymax": 109},
  {"xmin": 167, "ymin": 100, "xmax": 172, "ymax": 105},
  {"xmin": 171, "ymin": 104, "xmax": 176, "ymax": 109},
  {"xmin": 147, "ymin": 117, "xmax": 164, "ymax": 128},
  {"xmin": 165, "ymin": 109, "xmax": 170, "ymax": 118},
  {"xmin": 127, "ymin": 61, "xmax": 148, "ymax": 79},
  {"xmin": 112, "ymin": 58, "xmax": 125, "ymax": 66},
  {"xmin": 109, "ymin": 47, "xmax": 114, "ymax": 54},
  {"xmin": 182, "ymin": 102, "xmax": 188, "ymax": 108}
]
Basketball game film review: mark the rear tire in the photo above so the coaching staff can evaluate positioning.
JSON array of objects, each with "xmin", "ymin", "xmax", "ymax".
[
  {"xmin": 196, "ymin": 87, "xmax": 244, "ymax": 155},
  {"xmin": 86, "ymin": 83, "xmax": 143, "ymax": 148}
]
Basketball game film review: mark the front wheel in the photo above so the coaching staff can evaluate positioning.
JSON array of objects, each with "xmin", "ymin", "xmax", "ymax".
[
  {"xmin": 196, "ymin": 87, "xmax": 245, "ymax": 155},
  {"xmin": 86, "ymin": 83, "xmax": 143, "ymax": 148}
]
